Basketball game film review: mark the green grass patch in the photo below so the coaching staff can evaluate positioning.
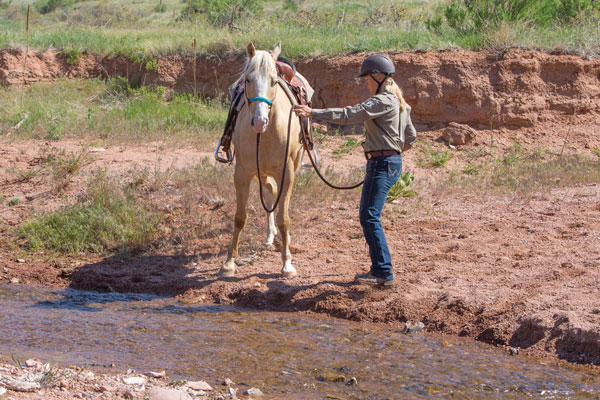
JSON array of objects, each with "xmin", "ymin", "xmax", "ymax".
[
  {"xmin": 0, "ymin": 0, "xmax": 598, "ymax": 57},
  {"xmin": 418, "ymin": 143, "xmax": 454, "ymax": 168},
  {"xmin": 17, "ymin": 171, "xmax": 161, "ymax": 255},
  {"xmin": 444, "ymin": 148, "xmax": 600, "ymax": 195},
  {"xmin": 0, "ymin": 78, "xmax": 227, "ymax": 145}
]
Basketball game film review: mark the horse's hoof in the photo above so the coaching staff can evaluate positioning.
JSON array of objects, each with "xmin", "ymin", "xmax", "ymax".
[
  {"xmin": 281, "ymin": 266, "xmax": 297, "ymax": 279},
  {"xmin": 219, "ymin": 267, "xmax": 237, "ymax": 278}
]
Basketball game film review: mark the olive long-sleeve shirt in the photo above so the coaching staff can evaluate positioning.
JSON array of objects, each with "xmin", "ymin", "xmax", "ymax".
[{"xmin": 311, "ymin": 92, "xmax": 416, "ymax": 153}]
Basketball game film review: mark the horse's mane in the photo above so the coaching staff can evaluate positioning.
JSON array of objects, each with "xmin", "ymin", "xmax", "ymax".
[{"xmin": 241, "ymin": 50, "xmax": 276, "ymax": 78}]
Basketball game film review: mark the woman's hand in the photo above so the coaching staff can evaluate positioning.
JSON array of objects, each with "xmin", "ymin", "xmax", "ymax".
[{"xmin": 293, "ymin": 105, "xmax": 312, "ymax": 118}]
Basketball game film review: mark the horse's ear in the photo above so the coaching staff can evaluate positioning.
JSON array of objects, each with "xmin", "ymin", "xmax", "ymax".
[
  {"xmin": 272, "ymin": 41, "xmax": 281, "ymax": 60},
  {"xmin": 247, "ymin": 42, "xmax": 256, "ymax": 59}
]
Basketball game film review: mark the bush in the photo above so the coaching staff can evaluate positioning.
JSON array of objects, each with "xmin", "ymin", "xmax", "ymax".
[
  {"xmin": 182, "ymin": 0, "xmax": 262, "ymax": 28},
  {"xmin": 35, "ymin": 0, "xmax": 73, "ymax": 14},
  {"xmin": 437, "ymin": 0, "xmax": 596, "ymax": 34}
]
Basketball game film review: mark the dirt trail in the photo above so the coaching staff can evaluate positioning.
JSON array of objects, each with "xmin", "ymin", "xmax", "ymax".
[{"xmin": 2, "ymin": 48, "xmax": 600, "ymax": 129}]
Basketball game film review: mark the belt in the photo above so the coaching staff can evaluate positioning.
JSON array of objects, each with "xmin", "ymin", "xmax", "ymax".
[{"xmin": 365, "ymin": 150, "xmax": 400, "ymax": 160}]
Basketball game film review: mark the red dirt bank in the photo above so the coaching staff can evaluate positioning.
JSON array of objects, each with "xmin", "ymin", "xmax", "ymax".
[{"xmin": 1, "ymin": 48, "xmax": 600, "ymax": 129}]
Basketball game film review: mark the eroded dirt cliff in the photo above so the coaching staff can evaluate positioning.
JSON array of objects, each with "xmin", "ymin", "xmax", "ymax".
[{"xmin": 1, "ymin": 48, "xmax": 599, "ymax": 129}]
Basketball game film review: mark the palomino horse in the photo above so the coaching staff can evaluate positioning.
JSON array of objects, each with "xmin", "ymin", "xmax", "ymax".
[{"xmin": 219, "ymin": 42, "xmax": 303, "ymax": 279}]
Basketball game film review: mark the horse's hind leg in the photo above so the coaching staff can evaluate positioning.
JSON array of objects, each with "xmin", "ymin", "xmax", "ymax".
[
  {"xmin": 277, "ymin": 163, "xmax": 297, "ymax": 278},
  {"xmin": 220, "ymin": 166, "xmax": 252, "ymax": 278},
  {"xmin": 263, "ymin": 176, "xmax": 278, "ymax": 247}
]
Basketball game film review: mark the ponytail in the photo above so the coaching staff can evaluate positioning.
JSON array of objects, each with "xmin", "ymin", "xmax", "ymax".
[{"xmin": 380, "ymin": 76, "xmax": 407, "ymax": 112}]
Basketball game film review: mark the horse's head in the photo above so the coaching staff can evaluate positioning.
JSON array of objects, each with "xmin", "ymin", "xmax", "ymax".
[{"xmin": 243, "ymin": 42, "xmax": 281, "ymax": 133}]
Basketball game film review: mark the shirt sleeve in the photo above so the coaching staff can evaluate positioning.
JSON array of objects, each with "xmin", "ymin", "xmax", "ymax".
[
  {"xmin": 401, "ymin": 109, "xmax": 417, "ymax": 151},
  {"xmin": 311, "ymin": 96, "xmax": 390, "ymax": 126}
]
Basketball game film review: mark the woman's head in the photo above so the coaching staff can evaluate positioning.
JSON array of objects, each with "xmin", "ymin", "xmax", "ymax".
[{"xmin": 359, "ymin": 54, "xmax": 407, "ymax": 111}]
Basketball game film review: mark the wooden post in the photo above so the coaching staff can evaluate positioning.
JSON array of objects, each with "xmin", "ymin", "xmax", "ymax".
[
  {"xmin": 192, "ymin": 35, "xmax": 197, "ymax": 97},
  {"xmin": 22, "ymin": 5, "xmax": 30, "ymax": 91}
]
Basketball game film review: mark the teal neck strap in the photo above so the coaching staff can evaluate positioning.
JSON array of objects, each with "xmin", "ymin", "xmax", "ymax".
[{"xmin": 248, "ymin": 96, "xmax": 273, "ymax": 106}]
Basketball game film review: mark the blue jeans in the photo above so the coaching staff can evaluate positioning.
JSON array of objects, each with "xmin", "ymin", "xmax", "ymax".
[{"xmin": 359, "ymin": 154, "xmax": 402, "ymax": 280}]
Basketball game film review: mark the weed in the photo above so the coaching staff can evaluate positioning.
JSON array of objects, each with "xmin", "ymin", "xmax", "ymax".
[
  {"xmin": 594, "ymin": 146, "xmax": 600, "ymax": 162},
  {"xmin": 462, "ymin": 163, "xmax": 480, "ymax": 175},
  {"xmin": 8, "ymin": 198, "xmax": 20, "ymax": 206},
  {"xmin": 419, "ymin": 143, "xmax": 453, "ymax": 168},
  {"xmin": 387, "ymin": 171, "xmax": 416, "ymax": 203},
  {"xmin": 440, "ymin": 148, "xmax": 600, "ymax": 195},
  {"xmin": 145, "ymin": 57, "xmax": 159, "ymax": 71},
  {"xmin": 8, "ymin": 166, "xmax": 41, "ymax": 183},
  {"xmin": 51, "ymin": 149, "xmax": 90, "ymax": 181},
  {"xmin": 62, "ymin": 48, "xmax": 81, "ymax": 65},
  {"xmin": 332, "ymin": 136, "xmax": 361, "ymax": 158},
  {"xmin": 17, "ymin": 171, "xmax": 161, "ymax": 255}
]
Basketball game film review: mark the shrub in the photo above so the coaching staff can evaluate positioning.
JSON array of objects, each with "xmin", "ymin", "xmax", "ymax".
[
  {"xmin": 437, "ymin": 0, "xmax": 596, "ymax": 34},
  {"xmin": 182, "ymin": 0, "xmax": 262, "ymax": 28},
  {"xmin": 17, "ymin": 171, "xmax": 160, "ymax": 255},
  {"xmin": 35, "ymin": 0, "xmax": 73, "ymax": 14}
]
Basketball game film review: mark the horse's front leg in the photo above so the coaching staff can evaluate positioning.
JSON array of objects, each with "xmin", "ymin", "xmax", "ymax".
[
  {"xmin": 262, "ymin": 176, "xmax": 278, "ymax": 247},
  {"xmin": 220, "ymin": 166, "xmax": 252, "ymax": 278},
  {"xmin": 277, "ymin": 163, "xmax": 297, "ymax": 278}
]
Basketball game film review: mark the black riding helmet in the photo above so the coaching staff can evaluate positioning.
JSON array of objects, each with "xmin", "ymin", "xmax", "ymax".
[{"xmin": 358, "ymin": 54, "xmax": 395, "ymax": 93}]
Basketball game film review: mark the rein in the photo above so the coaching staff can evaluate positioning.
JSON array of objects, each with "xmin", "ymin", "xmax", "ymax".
[
  {"xmin": 254, "ymin": 82, "xmax": 291, "ymax": 214},
  {"xmin": 300, "ymin": 123, "xmax": 364, "ymax": 190},
  {"xmin": 253, "ymin": 78, "xmax": 364, "ymax": 214}
]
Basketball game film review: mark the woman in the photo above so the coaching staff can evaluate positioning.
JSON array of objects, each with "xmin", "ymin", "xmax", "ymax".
[{"xmin": 294, "ymin": 54, "xmax": 416, "ymax": 286}]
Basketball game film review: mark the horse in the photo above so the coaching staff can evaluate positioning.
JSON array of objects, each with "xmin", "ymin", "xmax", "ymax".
[{"xmin": 219, "ymin": 42, "xmax": 303, "ymax": 279}]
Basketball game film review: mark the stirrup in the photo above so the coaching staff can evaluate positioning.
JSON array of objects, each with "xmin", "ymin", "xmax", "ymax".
[
  {"xmin": 301, "ymin": 147, "xmax": 319, "ymax": 168},
  {"xmin": 214, "ymin": 138, "xmax": 233, "ymax": 164}
]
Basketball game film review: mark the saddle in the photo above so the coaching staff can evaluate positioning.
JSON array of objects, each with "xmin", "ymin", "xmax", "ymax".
[{"xmin": 215, "ymin": 58, "xmax": 312, "ymax": 164}]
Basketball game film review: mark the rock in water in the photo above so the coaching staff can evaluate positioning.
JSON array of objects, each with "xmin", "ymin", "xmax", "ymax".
[
  {"xmin": 244, "ymin": 387, "xmax": 264, "ymax": 397},
  {"xmin": 403, "ymin": 321, "xmax": 425, "ymax": 334}
]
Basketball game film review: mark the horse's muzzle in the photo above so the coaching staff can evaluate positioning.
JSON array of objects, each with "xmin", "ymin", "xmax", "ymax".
[{"xmin": 252, "ymin": 116, "xmax": 269, "ymax": 133}]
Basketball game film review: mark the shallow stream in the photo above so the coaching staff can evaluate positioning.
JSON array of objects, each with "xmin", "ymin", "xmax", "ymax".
[{"xmin": 0, "ymin": 284, "xmax": 598, "ymax": 399}]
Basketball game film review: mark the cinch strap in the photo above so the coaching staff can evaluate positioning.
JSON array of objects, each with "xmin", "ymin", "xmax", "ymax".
[{"xmin": 248, "ymin": 96, "xmax": 273, "ymax": 105}]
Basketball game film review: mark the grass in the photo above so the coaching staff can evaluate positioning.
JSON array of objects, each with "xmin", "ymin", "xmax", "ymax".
[
  {"xmin": 441, "ymin": 147, "xmax": 600, "ymax": 195},
  {"xmin": 418, "ymin": 142, "xmax": 454, "ymax": 168},
  {"xmin": 17, "ymin": 170, "xmax": 161, "ymax": 255},
  {"xmin": 0, "ymin": 78, "xmax": 228, "ymax": 145},
  {"xmin": 332, "ymin": 136, "xmax": 361, "ymax": 158},
  {"xmin": 0, "ymin": 0, "xmax": 598, "ymax": 58}
]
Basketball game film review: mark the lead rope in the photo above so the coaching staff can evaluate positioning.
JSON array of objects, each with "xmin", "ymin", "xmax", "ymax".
[
  {"xmin": 256, "ymin": 106, "xmax": 293, "ymax": 213},
  {"xmin": 300, "ymin": 120, "xmax": 364, "ymax": 190}
]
